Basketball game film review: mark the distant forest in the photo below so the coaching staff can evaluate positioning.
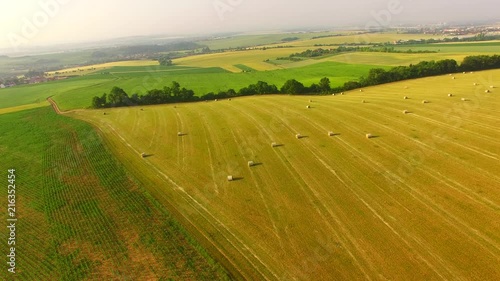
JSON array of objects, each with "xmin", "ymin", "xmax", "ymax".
[{"xmin": 91, "ymin": 55, "xmax": 500, "ymax": 108}]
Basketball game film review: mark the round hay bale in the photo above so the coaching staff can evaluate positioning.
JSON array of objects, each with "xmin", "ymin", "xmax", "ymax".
[
  {"xmin": 227, "ymin": 176, "xmax": 234, "ymax": 181},
  {"xmin": 328, "ymin": 131, "xmax": 335, "ymax": 136},
  {"xmin": 271, "ymin": 142, "xmax": 278, "ymax": 147},
  {"xmin": 448, "ymin": 94, "xmax": 453, "ymax": 97},
  {"xmin": 306, "ymin": 105, "xmax": 311, "ymax": 109},
  {"xmin": 422, "ymin": 100, "xmax": 429, "ymax": 104},
  {"xmin": 366, "ymin": 133, "xmax": 373, "ymax": 139},
  {"xmin": 362, "ymin": 100, "xmax": 366, "ymax": 103},
  {"xmin": 403, "ymin": 110, "xmax": 409, "ymax": 114},
  {"xmin": 485, "ymin": 90, "xmax": 490, "ymax": 93},
  {"xmin": 359, "ymin": 89, "xmax": 363, "ymax": 92},
  {"xmin": 296, "ymin": 134, "xmax": 302, "ymax": 139},
  {"xmin": 248, "ymin": 161, "xmax": 254, "ymax": 167},
  {"xmin": 490, "ymin": 86, "xmax": 495, "ymax": 89},
  {"xmin": 141, "ymin": 153, "xmax": 146, "ymax": 158},
  {"xmin": 461, "ymin": 98, "xmax": 467, "ymax": 101},
  {"xmin": 473, "ymin": 83, "xmax": 477, "ymax": 86},
  {"xmin": 404, "ymin": 96, "xmax": 408, "ymax": 100}
]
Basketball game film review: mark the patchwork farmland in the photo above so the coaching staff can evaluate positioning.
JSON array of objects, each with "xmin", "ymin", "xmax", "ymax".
[{"xmin": 67, "ymin": 69, "xmax": 500, "ymax": 280}]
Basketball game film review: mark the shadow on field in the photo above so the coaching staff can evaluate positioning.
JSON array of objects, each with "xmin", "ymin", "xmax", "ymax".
[
  {"xmin": 143, "ymin": 154, "xmax": 154, "ymax": 158},
  {"xmin": 231, "ymin": 177, "xmax": 244, "ymax": 181}
]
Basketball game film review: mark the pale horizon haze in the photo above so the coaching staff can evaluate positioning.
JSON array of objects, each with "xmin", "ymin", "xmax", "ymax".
[{"xmin": 0, "ymin": 0, "xmax": 499, "ymax": 50}]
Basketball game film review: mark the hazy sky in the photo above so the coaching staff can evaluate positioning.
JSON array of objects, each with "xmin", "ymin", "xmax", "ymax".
[{"xmin": 0, "ymin": 0, "xmax": 498, "ymax": 50}]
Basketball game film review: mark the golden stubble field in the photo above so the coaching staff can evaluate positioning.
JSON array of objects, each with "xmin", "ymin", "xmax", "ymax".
[{"xmin": 69, "ymin": 69, "xmax": 500, "ymax": 280}]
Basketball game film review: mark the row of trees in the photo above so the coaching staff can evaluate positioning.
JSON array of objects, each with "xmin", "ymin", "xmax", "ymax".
[
  {"xmin": 91, "ymin": 55, "xmax": 500, "ymax": 108},
  {"xmin": 278, "ymin": 46, "xmax": 434, "ymax": 61}
]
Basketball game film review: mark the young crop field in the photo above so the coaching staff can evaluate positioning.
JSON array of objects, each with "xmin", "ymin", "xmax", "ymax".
[
  {"xmin": 0, "ymin": 107, "xmax": 230, "ymax": 280},
  {"xmin": 69, "ymin": 69, "xmax": 500, "ymax": 280}
]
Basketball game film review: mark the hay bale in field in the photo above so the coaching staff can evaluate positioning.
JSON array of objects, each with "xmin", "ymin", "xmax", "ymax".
[
  {"xmin": 359, "ymin": 89, "xmax": 363, "ymax": 92},
  {"xmin": 490, "ymin": 86, "xmax": 495, "ymax": 89},
  {"xmin": 306, "ymin": 105, "xmax": 311, "ymax": 109},
  {"xmin": 248, "ymin": 161, "xmax": 255, "ymax": 167},
  {"xmin": 362, "ymin": 100, "xmax": 366, "ymax": 103},
  {"xmin": 473, "ymin": 83, "xmax": 477, "ymax": 86},
  {"xmin": 463, "ymin": 72, "xmax": 466, "ymax": 74},
  {"xmin": 404, "ymin": 96, "xmax": 408, "ymax": 100},
  {"xmin": 177, "ymin": 132, "xmax": 183, "ymax": 136},
  {"xmin": 141, "ymin": 108, "xmax": 144, "ymax": 111},
  {"xmin": 448, "ymin": 94, "xmax": 453, "ymax": 97},
  {"xmin": 215, "ymin": 99, "xmax": 218, "ymax": 102},
  {"xmin": 141, "ymin": 152, "xmax": 146, "ymax": 158},
  {"xmin": 271, "ymin": 142, "xmax": 278, "ymax": 147},
  {"xmin": 296, "ymin": 134, "xmax": 302, "ymax": 139},
  {"xmin": 366, "ymin": 133, "xmax": 373, "ymax": 139},
  {"xmin": 341, "ymin": 92, "xmax": 344, "ymax": 95},
  {"xmin": 452, "ymin": 77, "xmax": 455, "ymax": 80},
  {"xmin": 461, "ymin": 98, "xmax": 467, "ymax": 101},
  {"xmin": 103, "ymin": 112, "xmax": 107, "ymax": 115},
  {"xmin": 309, "ymin": 99, "xmax": 313, "ymax": 102},
  {"xmin": 485, "ymin": 90, "xmax": 490, "ymax": 93},
  {"xmin": 403, "ymin": 110, "xmax": 409, "ymax": 114},
  {"xmin": 227, "ymin": 176, "xmax": 233, "ymax": 181},
  {"xmin": 422, "ymin": 100, "xmax": 429, "ymax": 104},
  {"xmin": 228, "ymin": 98, "xmax": 231, "ymax": 101},
  {"xmin": 328, "ymin": 131, "xmax": 335, "ymax": 136}
]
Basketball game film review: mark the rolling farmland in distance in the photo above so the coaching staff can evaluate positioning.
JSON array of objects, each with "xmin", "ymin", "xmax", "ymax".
[{"xmin": 67, "ymin": 69, "xmax": 500, "ymax": 280}]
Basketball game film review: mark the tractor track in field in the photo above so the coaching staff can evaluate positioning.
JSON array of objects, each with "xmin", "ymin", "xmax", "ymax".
[
  {"xmin": 47, "ymin": 97, "xmax": 63, "ymax": 114},
  {"xmin": 198, "ymin": 114, "xmax": 220, "ymax": 195}
]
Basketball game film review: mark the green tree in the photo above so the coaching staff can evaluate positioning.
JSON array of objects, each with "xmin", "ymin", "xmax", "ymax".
[
  {"xmin": 319, "ymin": 77, "xmax": 331, "ymax": 93},
  {"xmin": 108, "ymin": 87, "xmax": 129, "ymax": 106},
  {"xmin": 281, "ymin": 79, "xmax": 306, "ymax": 94},
  {"xmin": 91, "ymin": 93, "xmax": 107, "ymax": 108},
  {"xmin": 159, "ymin": 56, "xmax": 173, "ymax": 66}
]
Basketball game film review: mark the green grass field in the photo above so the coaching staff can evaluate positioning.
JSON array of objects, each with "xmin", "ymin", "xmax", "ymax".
[
  {"xmin": 69, "ymin": 69, "xmax": 500, "ymax": 280},
  {"xmin": 0, "ymin": 107, "xmax": 230, "ymax": 280}
]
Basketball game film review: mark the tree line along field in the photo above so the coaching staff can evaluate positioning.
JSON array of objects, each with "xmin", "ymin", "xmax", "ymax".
[
  {"xmin": 0, "ymin": 107, "xmax": 230, "ymax": 280},
  {"xmin": 68, "ymin": 69, "xmax": 500, "ymax": 280}
]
